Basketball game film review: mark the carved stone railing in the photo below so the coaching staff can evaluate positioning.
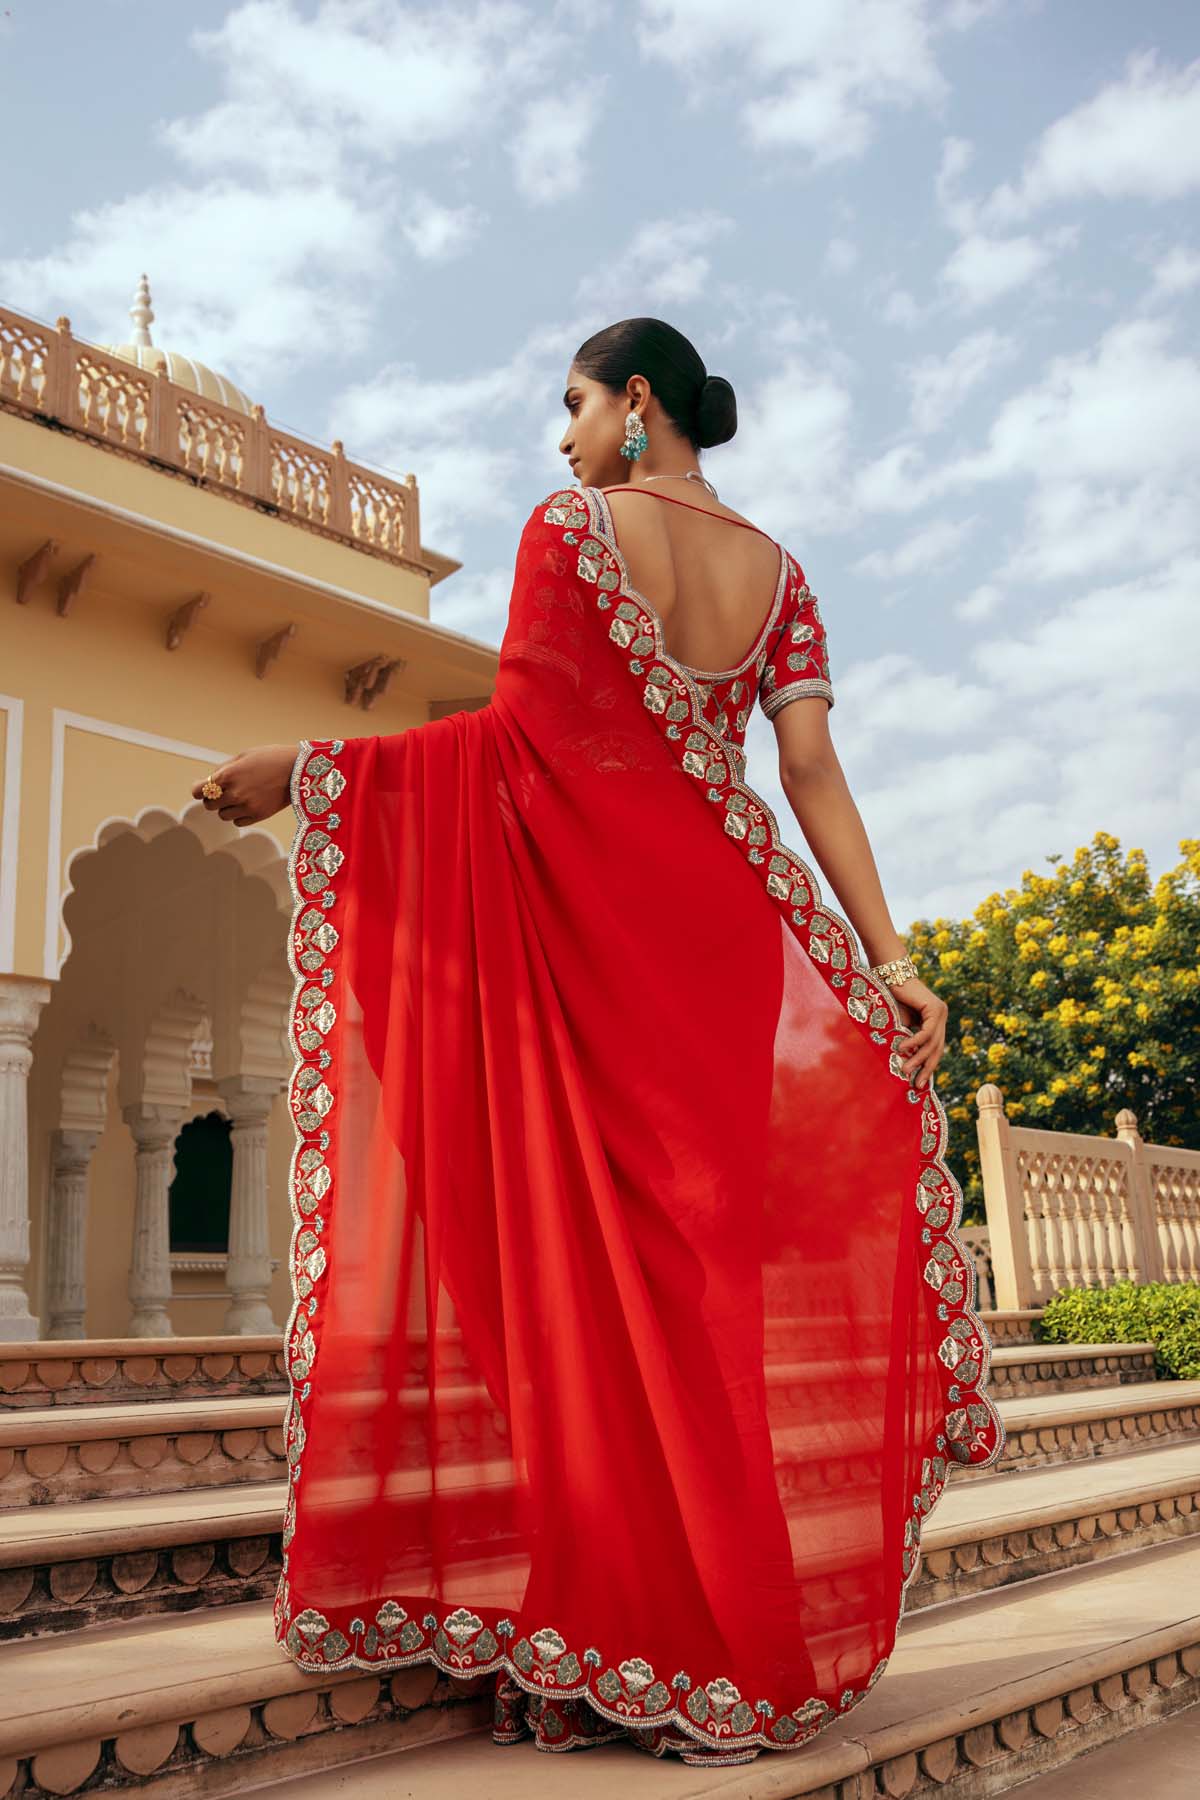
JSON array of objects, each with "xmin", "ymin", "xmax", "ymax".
[
  {"xmin": 0, "ymin": 302, "xmax": 422, "ymax": 567},
  {"xmin": 976, "ymin": 1084, "xmax": 1200, "ymax": 1308}
]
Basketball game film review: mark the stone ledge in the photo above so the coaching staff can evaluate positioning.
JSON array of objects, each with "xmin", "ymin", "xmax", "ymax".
[
  {"xmin": 959, "ymin": 1380, "xmax": 1200, "ymax": 1480},
  {"xmin": 0, "ymin": 1340, "xmax": 286, "ymax": 1411},
  {"xmin": 0, "ymin": 1399, "xmax": 287, "ymax": 1508}
]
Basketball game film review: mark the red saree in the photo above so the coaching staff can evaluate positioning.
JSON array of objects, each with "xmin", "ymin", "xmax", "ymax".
[{"xmin": 274, "ymin": 484, "xmax": 1004, "ymax": 1766}]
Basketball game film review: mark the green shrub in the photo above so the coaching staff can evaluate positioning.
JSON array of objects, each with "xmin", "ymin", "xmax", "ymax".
[{"xmin": 1035, "ymin": 1279, "xmax": 1200, "ymax": 1379}]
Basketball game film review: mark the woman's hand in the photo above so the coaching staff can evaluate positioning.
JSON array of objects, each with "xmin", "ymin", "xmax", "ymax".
[
  {"xmin": 888, "ymin": 975, "xmax": 949, "ymax": 1090},
  {"xmin": 191, "ymin": 743, "xmax": 299, "ymax": 828}
]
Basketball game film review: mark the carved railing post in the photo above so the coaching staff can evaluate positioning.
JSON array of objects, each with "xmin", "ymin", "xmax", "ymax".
[
  {"xmin": 1114, "ymin": 1108, "xmax": 1164, "ymax": 1283},
  {"xmin": 46, "ymin": 315, "xmax": 74, "ymax": 422},
  {"xmin": 329, "ymin": 439, "xmax": 352, "ymax": 536},
  {"xmin": 0, "ymin": 977, "xmax": 53, "ymax": 1339},
  {"xmin": 243, "ymin": 403, "xmax": 271, "ymax": 501},
  {"xmin": 975, "ymin": 1083, "xmax": 1034, "ymax": 1309},
  {"xmin": 46, "ymin": 1128, "xmax": 100, "ymax": 1338},
  {"xmin": 404, "ymin": 471, "xmax": 420, "ymax": 561}
]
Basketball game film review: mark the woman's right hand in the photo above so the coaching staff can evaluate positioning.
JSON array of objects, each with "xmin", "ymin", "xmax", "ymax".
[
  {"xmin": 888, "ymin": 975, "xmax": 950, "ymax": 1090},
  {"xmin": 191, "ymin": 743, "xmax": 300, "ymax": 828}
]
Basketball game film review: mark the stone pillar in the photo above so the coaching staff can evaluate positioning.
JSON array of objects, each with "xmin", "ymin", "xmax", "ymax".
[
  {"xmin": 122, "ymin": 1103, "xmax": 183, "ymax": 1337},
  {"xmin": 0, "ymin": 976, "xmax": 52, "ymax": 1340},
  {"xmin": 215, "ymin": 1075, "xmax": 279, "ymax": 1334},
  {"xmin": 46, "ymin": 1128, "xmax": 99, "ymax": 1338}
]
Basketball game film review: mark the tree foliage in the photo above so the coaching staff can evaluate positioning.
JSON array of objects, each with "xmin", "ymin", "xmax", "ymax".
[{"xmin": 905, "ymin": 833, "xmax": 1200, "ymax": 1223}]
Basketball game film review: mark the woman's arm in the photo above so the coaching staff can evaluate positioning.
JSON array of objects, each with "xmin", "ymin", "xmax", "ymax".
[
  {"xmin": 772, "ymin": 699, "xmax": 947, "ymax": 1088},
  {"xmin": 190, "ymin": 742, "xmax": 300, "ymax": 826}
]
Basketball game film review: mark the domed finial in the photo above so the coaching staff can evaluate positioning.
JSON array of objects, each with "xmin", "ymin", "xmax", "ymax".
[{"xmin": 128, "ymin": 273, "xmax": 155, "ymax": 349}]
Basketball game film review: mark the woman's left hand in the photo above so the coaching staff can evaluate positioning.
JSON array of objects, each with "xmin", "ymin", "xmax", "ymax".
[
  {"xmin": 191, "ymin": 743, "xmax": 299, "ymax": 827},
  {"xmin": 887, "ymin": 977, "xmax": 949, "ymax": 1089}
]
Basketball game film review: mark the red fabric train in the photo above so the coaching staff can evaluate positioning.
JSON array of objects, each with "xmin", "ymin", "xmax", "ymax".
[{"xmin": 273, "ymin": 483, "xmax": 1004, "ymax": 1766}]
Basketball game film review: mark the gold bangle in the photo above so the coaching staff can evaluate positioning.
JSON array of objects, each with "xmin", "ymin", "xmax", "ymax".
[{"xmin": 870, "ymin": 953, "xmax": 918, "ymax": 988}]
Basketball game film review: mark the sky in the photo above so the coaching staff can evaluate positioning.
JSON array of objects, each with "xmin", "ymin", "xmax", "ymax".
[{"xmin": 2, "ymin": 0, "xmax": 1197, "ymax": 933}]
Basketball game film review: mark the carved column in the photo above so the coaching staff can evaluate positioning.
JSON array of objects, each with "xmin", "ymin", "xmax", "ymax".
[
  {"xmin": 46, "ymin": 1128, "xmax": 99, "ymax": 1338},
  {"xmin": 122, "ymin": 1103, "xmax": 182, "ymax": 1337},
  {"xmin": 0, "ymin": 977, "xmax": 52, "ymax": 1340},
  {"xmin": 215, "ymin": 1075, "xmax": 279, "ymax": 1334}
]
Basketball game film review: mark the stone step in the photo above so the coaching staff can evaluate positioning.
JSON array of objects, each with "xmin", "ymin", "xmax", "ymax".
[
  {"xmin": 982, "ymin": 1697, "xmax": 1200, "ymax": 1797},
  {"xmin": 6, "ymin": 1436, "xmax": 1200, "ymax": 1642},
  {"xmin": 0, "ymin": 1599, "xmax": 489, "ymax": 1798},
  {"xmin": 2, "ymin": 1536, "xmax": 1197, "ymax": 1797},
  {"xmin": 6, "ymin": 1379, "xmax": 1198, "ymax": 1513},
  {"xmin": 0, "ymin": 1398, "xmax": 287, "ymax": 1508},
  {"xmin": 960, "ymin": 1379, "xmax": 1200, "ymax": 1480},
  {"xmin": 983, "ymin": 1341, "xmax": 1158, "ymax": 1399},
  {"xmin": 979, "ymin": 1307, "xmax": 1044, "ymax": 1346},
  {"xmin": 0, "ymin": 1309, "xmax": 1045, "ymax": 1409},
  {"xmin": 0, "ymin": 1339, "xmax": 286, "ymax": 1410},
  {"xmin": 908, "ymin": 1438, "xmax": 1200, "ymax": 1608}
]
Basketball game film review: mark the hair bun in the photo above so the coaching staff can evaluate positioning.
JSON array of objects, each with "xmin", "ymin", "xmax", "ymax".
[{"xmin": 695, "ymin": 374, "xmax": 737, "ymax": 449}]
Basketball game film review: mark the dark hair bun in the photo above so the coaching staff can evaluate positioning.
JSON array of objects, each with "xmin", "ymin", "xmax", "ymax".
[{"xmin": 695, "ymin": 374, "xmax": 737, "ymax": 449}]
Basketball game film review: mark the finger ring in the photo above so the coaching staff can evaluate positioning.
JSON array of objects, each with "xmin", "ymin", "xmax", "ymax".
[{"xmin": 201, "ymin": 777, "xmax": 224, "ymax": 800}]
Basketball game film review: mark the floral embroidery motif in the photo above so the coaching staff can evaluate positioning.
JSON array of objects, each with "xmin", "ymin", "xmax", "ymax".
[
  {"xmin": 759, "ymin": 585, "xmax": 835, "ymax": 717},
  {"xmin": 274, "ymin": 494, "xmax": 1004, "ymax": 1761}
]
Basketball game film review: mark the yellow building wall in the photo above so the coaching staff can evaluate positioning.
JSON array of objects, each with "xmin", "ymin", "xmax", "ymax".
[
  {"xmin": 1, "ymin": 490, "xmax": 429, "ymax": 984},
  {"xmin": 0, "ymin": 395, "xmax": 468, "ymax": 1339}
]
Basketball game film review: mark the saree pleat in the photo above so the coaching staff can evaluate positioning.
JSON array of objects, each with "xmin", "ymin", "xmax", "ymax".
[{"xmin": 275, "ymin": 485, "xmax": 1004, "ymax": 1760}]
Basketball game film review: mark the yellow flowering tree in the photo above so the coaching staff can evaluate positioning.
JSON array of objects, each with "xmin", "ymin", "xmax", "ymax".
[{"xmin": 906, "ymin": 833, "xmax": 1200, "ymax": 1222}]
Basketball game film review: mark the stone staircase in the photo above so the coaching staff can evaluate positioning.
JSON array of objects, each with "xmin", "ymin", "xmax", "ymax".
[{"xmin": 1, "ymin": 1314, "xmax": 1197, "ymax": 1797}]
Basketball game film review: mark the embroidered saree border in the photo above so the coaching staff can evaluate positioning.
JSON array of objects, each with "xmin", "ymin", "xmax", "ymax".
[{"xmin": 272, "ymin": 490, "xmax": 1006, "ymax": 1758}]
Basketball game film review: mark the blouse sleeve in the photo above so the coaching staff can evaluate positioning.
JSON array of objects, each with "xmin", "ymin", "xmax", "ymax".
[{"xmin": 757, "ymin": 569, "xmax": 834, "ymax": 718}]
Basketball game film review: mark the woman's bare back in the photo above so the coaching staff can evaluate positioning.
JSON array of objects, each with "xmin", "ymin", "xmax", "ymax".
[{"xmin": 599, "ymin": 484, "xmax": 784, "ymax": 678}]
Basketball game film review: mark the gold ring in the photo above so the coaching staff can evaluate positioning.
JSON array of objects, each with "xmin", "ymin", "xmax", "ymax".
[{"xmin": 201, "ymin": 777, "xmax": 224, "ymax": 800}]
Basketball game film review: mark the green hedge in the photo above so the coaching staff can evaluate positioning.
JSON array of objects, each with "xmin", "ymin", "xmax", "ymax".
[{"xmin": 1035, "ymin": 1279, "xmax": 1200, "ymax": 1380}]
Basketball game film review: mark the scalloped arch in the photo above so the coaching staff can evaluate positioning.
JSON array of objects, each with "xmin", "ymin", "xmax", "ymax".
[{"xmin": 55, "ymin": 799, "xmax": 291, "ymax": 977}]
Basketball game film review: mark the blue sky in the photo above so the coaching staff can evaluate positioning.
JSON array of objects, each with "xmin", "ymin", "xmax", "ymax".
[{"xmin": 3, "ymin": 0, "xmax": 1197, "ymax": 931}]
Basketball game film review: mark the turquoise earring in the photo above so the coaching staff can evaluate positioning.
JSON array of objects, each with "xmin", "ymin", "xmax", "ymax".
[{"xmin": 620, "ymin": 409, "xmax": 648, "ymax": 461}]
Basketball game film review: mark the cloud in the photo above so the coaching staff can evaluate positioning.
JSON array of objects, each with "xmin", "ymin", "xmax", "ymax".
[
  {"xmin": 902, "ymin": 327, "xmax": 1019, "ymax": 433},
  {"xmin": 1149, "ymin": 245, "xmax": 1200, "ymax": 300},
  {"xmin": 853, "ymin": 317, "xmax": 1200, "ymax": 585},
  {"xmin": 954, "ymin": 317, "xmax": 1200, "ymax": 490},
  {"xmin": 982, "ymin": 49, "xmax": 1200, "ymax": 226},
  {"xmin": 165, "ymin": 0, "xmax": 561, "ymax": 172},
  {"xmin": 402, "ymin": 191, "xmax": 487, "ymax": 262},
  {"xmin": 939, "ymin": 226, "xmax": 1075, "ymax": 310},
  {"xmin": 634, "ymin": 0, "xmax": 955, "ymax": 167},
  {"xmin": 575, "ymin": 213, "xmax": 737, "ymax": 311},
  {"xmin": 851, "ymin": 514, "xmax": 979, "ymax": 581},
  {"xmin": 824, "ymin": 237, "xmax": 860, "ymax": 276},
  {"xmin": 322, "ymin": 315, "xmax": 582, "ymax": 546},
  {"xmin": 511, "ymin": 90, "xmax": 603, "ymax": 203},
  {"xmin": 715, "ymin": 352, "xmax": 859, "ymax": 541},
  {"xmin": 954, "ymin": 582, "xmax": 1004, "ymax": 623},
  {"xmin": 972, "ymin": 553, "xmax": 1200, "ymax": 703},
  {"xmin": 0, "ymin": 180, "xmax": 391, "ymax": 388},
  {"xmin": 428, "ymin": 562, "xmax": 516, "ymax": 644}
]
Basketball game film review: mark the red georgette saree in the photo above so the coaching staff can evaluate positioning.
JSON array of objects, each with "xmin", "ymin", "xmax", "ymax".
[{"xmin": 274, "ymin": 484, "xmax": 1005, "ymax": 1766}]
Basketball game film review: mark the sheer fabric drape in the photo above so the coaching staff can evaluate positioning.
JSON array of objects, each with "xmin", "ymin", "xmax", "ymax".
[{"xmin": 274, "ymin": 486, "xmax": 1003, "ymax": 1763}]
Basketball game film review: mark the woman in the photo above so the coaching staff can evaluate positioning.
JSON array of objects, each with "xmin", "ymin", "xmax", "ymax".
[{"xmin": 193, "ymin": 318, "xmax": 1003, "ymax": 1768}]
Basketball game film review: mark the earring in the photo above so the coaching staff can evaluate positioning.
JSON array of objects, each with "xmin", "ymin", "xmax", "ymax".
[{"xmin": 620, "ymin": 409, "xmax": 648, "ymax": 462}]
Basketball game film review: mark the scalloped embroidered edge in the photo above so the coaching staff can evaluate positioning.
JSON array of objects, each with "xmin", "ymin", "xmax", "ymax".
[
  {"xmin": 271, "ymin": 491, "xmax": 1006, "ymax": 1758},
  {"xmin": 579, "ymin": 481, "xmax": 1002, "ymax": 1456}
]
